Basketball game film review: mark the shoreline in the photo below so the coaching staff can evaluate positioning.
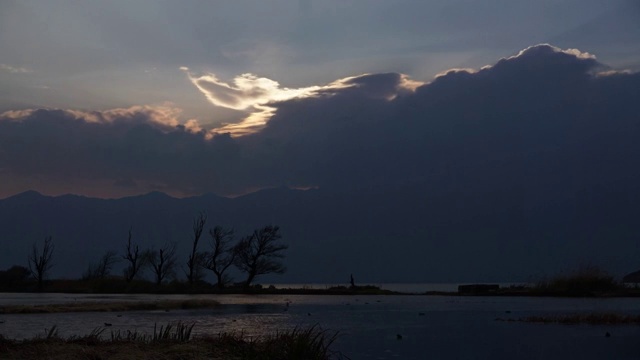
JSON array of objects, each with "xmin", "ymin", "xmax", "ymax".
[
  {"xmin": 0, "ymin": 299, "xmax": 220, "ymax": 315},
  {"xmin": 2, "ymin": 278, "xmax": 640, "ymax": 299}
]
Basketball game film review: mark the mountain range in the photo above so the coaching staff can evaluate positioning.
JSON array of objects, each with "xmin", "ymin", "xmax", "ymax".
[{"xmin": 1, "ymin": 183, "xmax": 638, "ymax": 284}]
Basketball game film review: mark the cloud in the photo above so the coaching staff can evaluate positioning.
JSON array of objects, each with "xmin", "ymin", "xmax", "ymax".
[
  {"xmin": 183, "ymin": 69, "xmax": 423, "ymax": 136},
  {"xmin": 184, "ymin": 71, "xmax": 318, "ymax": 111},
  {"xmin": 182, "ymin": 70, "xmax": 330, "ymax": 136},
  {"xmin": 1, "ymin": 44, "xmax": 638, "ymax": 201},
  {"xmin": 509, "ymin": 44, "xmax": 597, "ymax": 61},
  {"xmin": 1, "ymin": 104, "xmax": 203, "ymax": 133},
  {"xmin": 0, "ymin": 64, "xmax": 32, "ymax": 74},
  {"xmin": 0, "ymin": 104, "xmax": 234, "ymax": 197},
  {"xmin": 240, "ymin": 44, "xmax": 640, "ymax": 192}
]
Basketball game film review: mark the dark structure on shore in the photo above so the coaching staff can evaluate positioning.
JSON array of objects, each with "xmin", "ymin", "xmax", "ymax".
[{"xmin": 458, "ymin": 284, "xmax": 500, "ymax": 295}]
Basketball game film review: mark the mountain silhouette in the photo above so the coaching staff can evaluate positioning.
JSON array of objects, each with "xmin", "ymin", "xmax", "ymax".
[{"xmin": 1, "ymin": 184, "xmax": 638, "ymax": 283}]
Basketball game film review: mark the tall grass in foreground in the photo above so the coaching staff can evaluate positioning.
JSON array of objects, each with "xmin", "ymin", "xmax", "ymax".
[
  {"xmin": 0, "ymin": 322, "xmax": 349, "ymax": 360},
  {"xmin": 214, "ymin": 325, "xmax": 343, "ymax": 360},
  {"xmin": 533, "ymin": 265, "xmax": 621, "ymax": 296}
]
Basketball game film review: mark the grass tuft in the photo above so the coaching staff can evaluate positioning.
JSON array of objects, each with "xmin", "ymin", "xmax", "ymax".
[
  {"xmin": 0, "ymin": 323, "xmax": 347, "ymax": 359},
  {"xmin": 46, "ymin": 325, "xmax": 59, "ymax": 340},
  {"xmin": 532, "ymin": 265, "xmax": 621, "ymax": 296},
  {"xmin": 152, "ymin": 322, "xmax": 195, "ymax": 342}
]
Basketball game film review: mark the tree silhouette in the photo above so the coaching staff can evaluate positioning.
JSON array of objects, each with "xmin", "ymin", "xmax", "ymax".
[
  {"xmin": 148, "ymin": 242, "xmax": 178, "ymax": 285},
  {"xmin": 83, "ymin": 250, "xmax": 118, "ymax": 280},
  {"xmin": 28, "ymin": 236, "xmax": 54, "ymax": 291},
  {"xmin": 122, "ymin": 228, "xmax": 144, "ymax": 282},
  {"xmin": 0, "ymin": 265, "xmax": 31, "ymax": 289},
  {"xmin": 205, "ymin": 226, "xmax": 236, "ymax": 288},
  {"xmin": 185, "ymin": 212, "xmax": 207, "ymax": 285},
  {"xmin": 234, "ymin": 225, "xmax": 288, "ymax": 287}
]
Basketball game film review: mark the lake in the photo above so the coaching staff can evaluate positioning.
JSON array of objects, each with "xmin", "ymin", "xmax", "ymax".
[{"xmin": 1, "ymin": 290, "xmax": 640, "ymax": 359}]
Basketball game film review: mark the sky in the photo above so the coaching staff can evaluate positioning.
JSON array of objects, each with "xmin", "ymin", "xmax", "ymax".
[{"xmin": 1, "ymin": 0, "xmax": 639, "ymax": 198}]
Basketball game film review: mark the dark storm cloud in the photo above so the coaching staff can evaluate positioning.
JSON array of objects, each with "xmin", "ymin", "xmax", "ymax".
[
  {"xmin": 243, "ymin": 45, "xmax": 640, "ymax": 193},
  {"xmin": 1, "ymin": 44, "xmax": 639, "ymax": 198},
  {"xmin": 0, "ymin": 106, "xmax": 244, "ymax": 196}
]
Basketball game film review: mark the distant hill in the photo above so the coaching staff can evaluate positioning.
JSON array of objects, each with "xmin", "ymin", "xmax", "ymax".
[
  {"xmin": 0, "ymin": 185, "xmax": 639, "ymax": 283},
  {"xmin": 623, "ymin": 270, "xmax": 640, "ymax": 283}
]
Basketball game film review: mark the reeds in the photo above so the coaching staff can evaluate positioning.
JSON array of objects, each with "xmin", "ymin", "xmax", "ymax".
[
  {"xmin": 532, "ymin": 265, "xmax": 621, "ymax": 296},
  {"xmin": 210, "ymin": 325, "xmax": 345, "ymax": 360},
  {"xmin": 0, "ymin": 323, "xmax": 347, "ymax": 360},
  {"xmin": 105, "ymin": 321, "xmax": 195, "ymax": 343}
]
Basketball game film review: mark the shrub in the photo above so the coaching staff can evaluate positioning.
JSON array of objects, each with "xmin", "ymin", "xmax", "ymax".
[{"xmin": 535, "ymin": 265, "xmax": 619, "ymax": 296}]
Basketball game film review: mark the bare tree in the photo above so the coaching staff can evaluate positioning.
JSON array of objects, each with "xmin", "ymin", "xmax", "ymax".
[
  {"xmin": 185, "ymin": 212, "xmax": 207, "ymax": 285},
  {"xmin": 28, "ymin": 236, "xmax": 54, "ymax": 291},
  {"xmin": 148, "ymin": 242, "xmax": 178, "ymax": 285},
  {"xmin": 122, "ymin": 228, "xmax": 145, "ymax": 282},
  {"xmin": 234, "ymin": 225, "xmax": 288, "ymax": 287},
  {"xmin": 83, "ymin": 250, "xmax": 119, "ymax": 280},
  {"xmin": 204, "ymin": 226, "xmax": 236, "ymax": 289}
]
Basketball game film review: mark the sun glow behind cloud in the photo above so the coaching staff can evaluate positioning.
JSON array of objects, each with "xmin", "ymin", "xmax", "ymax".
[
  {"xmin": 182, "ymin": 68, "xmax": 329, "ymax": 136},
  {"xmin": 505, "ymin": 44, "xmax": 597, "ymax": 62},
  {"xmin": 182, "ymin": 68, "xmax": 423, "ymax": 136},
  {"xmin": 0, "ymin": 104, "xmax": 205, "ymax": 135}
]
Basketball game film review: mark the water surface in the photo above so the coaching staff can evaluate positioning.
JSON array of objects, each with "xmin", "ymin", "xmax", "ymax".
[{"xmin": 1, "ymin": 292, "xmax": 639, "ymax": 359}]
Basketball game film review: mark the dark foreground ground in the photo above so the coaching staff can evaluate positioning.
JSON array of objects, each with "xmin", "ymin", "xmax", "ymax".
[{"xmin": 0, "ymin": 324, "xmax": 344, "ymax": 360}]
